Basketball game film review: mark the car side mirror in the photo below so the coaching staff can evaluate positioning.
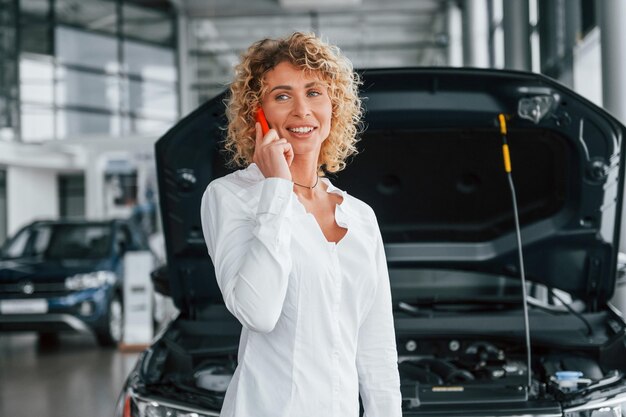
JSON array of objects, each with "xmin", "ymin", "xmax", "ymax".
[{"xmin": 117, "ymin": 240, "xmax": 128, "ymax": 255}]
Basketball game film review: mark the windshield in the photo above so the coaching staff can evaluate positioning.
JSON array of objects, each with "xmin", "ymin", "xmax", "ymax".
[{"xmin": 2, "ymin": 223, "xmax": 112, "ymax": 259}]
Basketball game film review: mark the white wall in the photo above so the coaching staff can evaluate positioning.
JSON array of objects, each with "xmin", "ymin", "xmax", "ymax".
[{"xmin": 7, "ymin": 166, "xmax": 59, "ymax": 236}]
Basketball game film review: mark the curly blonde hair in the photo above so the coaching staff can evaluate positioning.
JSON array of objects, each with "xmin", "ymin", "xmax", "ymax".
[{"xmin": 224, "ymin": 32, "xmax": 363, "ymax": 174}]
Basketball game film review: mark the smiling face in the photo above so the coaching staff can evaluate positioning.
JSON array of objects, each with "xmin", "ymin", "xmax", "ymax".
[{"xmin": 261, "ymin": 61, "xmax": 333, "ymax": 157}]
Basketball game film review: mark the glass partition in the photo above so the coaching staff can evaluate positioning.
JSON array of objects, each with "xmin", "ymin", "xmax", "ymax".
[
  {"xmin": 20, "ymin": 103, "xmax": 54, "ymax": 142},
  {"xmin": 20, "ymin": 56, "xmax": 54, "ymax": 105},
  {"xmin": 56, "ymin": 67, "xmax": 120, "ymax": 111},
  {"xmin": 128, "ymin": 78, "xmax": 176, "ymax": 120},
  {"xmin": 59, "ymin": 174, "xmax": 86, "ymax": 219},
  {"xmin": 56, "ymin": 108, "xmax": 120, "ymax": 139},
  {"xmin": 14, "ymin": 0, "xmax": 178, "ymax": 142},
  {"xmin": 124, "ymin": 41, "xmax": 176, "ymax": 82},
  {"xmin": 0, "ymin": 0, "xmax": 19, "ymax": 141},
  {"xmin": 56, "ymin": 26, "xmax": 119, "ymax": 72}
]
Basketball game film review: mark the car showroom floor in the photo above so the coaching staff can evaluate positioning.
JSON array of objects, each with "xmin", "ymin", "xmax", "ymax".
[{"xmin": 0, "ymin": 332, "xmax": 140, "ymax": 417}]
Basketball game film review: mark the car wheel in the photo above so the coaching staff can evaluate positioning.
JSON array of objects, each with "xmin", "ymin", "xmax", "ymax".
[{"xmin": 96, "ymin": 294, "xmax": 123, "ymax": 347}]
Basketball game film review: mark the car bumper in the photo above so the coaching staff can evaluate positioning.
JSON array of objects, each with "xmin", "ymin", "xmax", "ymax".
[
  {"xmin": 0, "ymin": 313, "xmax": 91, "ymax": 332},
  {"xmin": 0, "ymin": 286, "xmax": 113, "ymax": 333}
]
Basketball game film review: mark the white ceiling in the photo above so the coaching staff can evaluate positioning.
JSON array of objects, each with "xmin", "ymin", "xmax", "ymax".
[
  {"xmin": 182, "ymin": 0, "xmax": 450, "ymax": 102},
  {"xmin": 178, "ymin": 0, "xmax": 445, "ymax": 18}
]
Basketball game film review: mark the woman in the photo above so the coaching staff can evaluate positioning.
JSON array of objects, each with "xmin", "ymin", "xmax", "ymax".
[{"xmin": 200, "ymin": 32, "xmax": 401, "ymax": 417}]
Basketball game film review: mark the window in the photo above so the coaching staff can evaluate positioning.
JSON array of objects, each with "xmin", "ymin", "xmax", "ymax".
[
  {"xmin": 2, "ymin": 224, "xmax": 51, "ymax": 259},
  {"xmin": 124, "ymin": 41, "xmax": 176, "ymax": 83},
  {"xmin": 56, "ymin": 67, "xmax": 120, "ymax": 111},
  {"xmin": 20, "ymin": 103, "xmax": 55, "ymax": 142},
  {"xmin": 128, "ymin": 78, "xmax": 177, "ymax": 120},
  {"xmin": 57, "ymin": 109, "xmax": 121, "ymax": 138},
  {"xmin": 56, "ymin": 26, "xmax": 119, "ymax": 72},
  {"xmin": 32, "ymin": 226, "xmax": 52, "ymax": 255},
  {"xmin": 19, "ymin": 0, "xmax": 53, "ymax": 57},
  {"xmin": 45, "ymin": 224, "xmax": 112, "ymax": 259},
  {"xmin": 16, "ymin": 1, "xmax": 178, "ymax": 142},
  {"xmin": 19, "ymin": 56, "xmax": 55, "ymax": 142},
  {"xmin": 3, "ymin": 227, "xmax": 30, "ymax": 258},
  {"xmin": 581, "ymin": 0, "xmax": 597, "ymax": 36},
  {"xmin": 20, "ymin": 56, "xmax": 54, "ymax": 105},
  {"xmin": 3, "ymin": 223, "xmax": 111, "ymax": 259},
  {"xmin": 1, "ymin": 0, "xmax": 19, "ymax": 141},
  {"xmin": 109, "ymin": 173, "xmax": 137, "ymax": 207},
  {"xmin": 123, "ymin": 41, "xmax": 178, "ymax": 134},
  {"xmin": 59, "ymin": 174, "xmax": 85, "ymax": 219}
]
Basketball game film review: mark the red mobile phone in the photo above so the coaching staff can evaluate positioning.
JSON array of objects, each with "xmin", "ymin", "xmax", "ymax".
[{"xmin": 255, "ymin": 108, "xmax": 270, "ymax": 135}]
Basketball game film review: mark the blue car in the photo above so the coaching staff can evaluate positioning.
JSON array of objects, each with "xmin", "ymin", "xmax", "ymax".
[{"xmin": 0, "ymin": 219, "xmax": 149, "ymax": 346}]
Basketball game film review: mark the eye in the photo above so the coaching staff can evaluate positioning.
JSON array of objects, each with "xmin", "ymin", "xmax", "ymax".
[
  {"xmin": 308, "ymin": 90, "xmax": 322, "ymax": 97},
  {"xmin": 275, "ymin": 93, "xmax": 289, "ymax": 101}
]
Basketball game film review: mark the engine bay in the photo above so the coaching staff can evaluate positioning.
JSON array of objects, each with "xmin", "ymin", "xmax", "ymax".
[{"xmin": 136, "ymin": 307, "xmax": 626, "ymax": 414}]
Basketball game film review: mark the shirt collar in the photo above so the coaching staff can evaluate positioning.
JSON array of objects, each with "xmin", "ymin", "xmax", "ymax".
[
  {"xmin": 245, "ymin": 163, "xmax": 346, "ymax": 194},
  {"xmin": 240, "ymin": 162, "xmax": 355, "ymax": 224}
]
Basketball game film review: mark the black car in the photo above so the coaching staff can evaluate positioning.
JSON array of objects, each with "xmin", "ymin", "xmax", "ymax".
[
  {"xmin": 0, "ymin": 218, "xmax": 149, "ymax": 346},
  {"xmin": 116, "ymin": 68, "xmax": 626, "ymax": 416}
]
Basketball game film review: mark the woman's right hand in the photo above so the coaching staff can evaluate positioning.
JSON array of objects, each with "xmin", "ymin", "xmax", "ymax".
[{"xmin": 252, "ymin": 122, "xmax": 294, "ymax": 181}]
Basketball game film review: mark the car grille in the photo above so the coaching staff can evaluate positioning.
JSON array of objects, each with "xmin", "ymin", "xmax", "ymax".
[{"xmin": 0, "ymin": 282, "xmax": 70, "ymax": 297}]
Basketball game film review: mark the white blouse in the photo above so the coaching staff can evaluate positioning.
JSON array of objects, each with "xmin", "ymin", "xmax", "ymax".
[{"xmin": 200, "ymin": 163, "xmax": 402, "ymax": 417}]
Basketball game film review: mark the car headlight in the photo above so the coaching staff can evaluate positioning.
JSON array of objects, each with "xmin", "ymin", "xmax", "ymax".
[
  {"xmin": 563, "ymin": 395, "xmax": 626, "ymax": 417},
  {"xmin": 117, "ymin": 389, "xmax": 219, "ymax": 417},
  {"xmin": 65, "ymin": 270, "xmax": 116, "ymax": 290}
]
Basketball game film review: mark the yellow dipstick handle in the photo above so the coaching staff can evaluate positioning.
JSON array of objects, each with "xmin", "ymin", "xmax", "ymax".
[
  {"xmin": 498, "ymin": 113, "xmax": 511, "ymax": 172},
  {"xmin": 498, "ymin": 113, "xmax": 507, "ymax": 135},
  {"xmin": 502, "ymin": 144, "xmax": 512, "ymax": 173}
]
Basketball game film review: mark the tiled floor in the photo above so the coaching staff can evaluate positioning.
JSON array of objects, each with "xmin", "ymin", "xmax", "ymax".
[{"xmin": 0, "ymin": 332, "xmax": 140, "ymax": 417}]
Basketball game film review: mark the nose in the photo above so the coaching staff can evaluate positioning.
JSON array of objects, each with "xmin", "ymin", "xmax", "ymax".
[{"xmin": 291, "ymin": 95, "xmax": 311, "ymax": 118}]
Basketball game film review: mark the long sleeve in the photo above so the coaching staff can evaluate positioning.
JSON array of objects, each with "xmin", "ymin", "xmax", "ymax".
[
  {"xmin": 356, "ymin": 219, "xmax": 402, "ymax": 417},
  {"xmin": 200, "ymin": 177, "xmax": 294, "ymax": 333}
]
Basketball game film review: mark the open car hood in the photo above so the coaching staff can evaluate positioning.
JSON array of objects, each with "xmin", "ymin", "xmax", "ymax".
[{"xmin": 155, "ymin": 68, "xmax": 626, "ymax": 317}]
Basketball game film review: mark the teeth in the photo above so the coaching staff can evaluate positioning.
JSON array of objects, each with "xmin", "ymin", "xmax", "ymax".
[{"xmin": 289, "ymin": 127, "xmax": 314, "ymax": 133}]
